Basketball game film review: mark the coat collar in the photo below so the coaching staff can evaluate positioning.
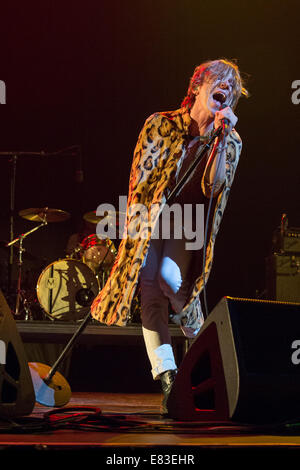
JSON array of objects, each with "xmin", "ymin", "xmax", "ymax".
[
  {"xmin": 161, "ymin": 107, "xmax": 191, "ymax": 135},
  {"xmin": 161, "ymin": 107, "xmax": 214, "ymax": 143}
]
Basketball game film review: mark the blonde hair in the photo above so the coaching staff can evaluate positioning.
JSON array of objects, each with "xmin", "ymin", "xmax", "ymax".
[{"xmin": 181, "ymin": 59, "xmax": 249, "ymax": 110}]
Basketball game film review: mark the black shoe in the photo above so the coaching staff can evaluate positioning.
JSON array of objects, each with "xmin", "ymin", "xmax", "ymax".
[{"xmin": 159, "ymin": 369, "xmax": 177, "ymax": 416}]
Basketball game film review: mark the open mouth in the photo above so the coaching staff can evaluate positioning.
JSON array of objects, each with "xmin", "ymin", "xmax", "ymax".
[{"xmin": 212, "ymin": 91, "xmax": 226, "ymax": 106}]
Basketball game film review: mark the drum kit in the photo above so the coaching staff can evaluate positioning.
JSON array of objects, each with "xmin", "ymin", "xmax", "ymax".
[
  {"xmin": 2, "ymin": 205, "xmax": 143, "ymax": 408},
  {"xmin": 3, "ymin": 206, "xmax": 119, "ymax": 322}
]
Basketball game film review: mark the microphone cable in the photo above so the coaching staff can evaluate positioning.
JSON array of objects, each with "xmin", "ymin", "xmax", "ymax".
[{"xmin": 201, "ymin": 121, "xmax": 227, "ymax": 319}]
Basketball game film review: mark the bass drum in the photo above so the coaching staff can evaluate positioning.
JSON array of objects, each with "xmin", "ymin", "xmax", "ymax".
[{"xmin": 36, "ymin": 259, "xmax": 99, "ymax": 321}]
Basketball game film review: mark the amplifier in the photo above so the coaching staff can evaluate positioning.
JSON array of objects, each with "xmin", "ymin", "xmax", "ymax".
[
  {"xmin": 272, "ymin": 227, "xmax": 300, "ymax": 254},
  {"xmin": 266, "ymin": 253, "xmax": 300, "ymax": 302}
]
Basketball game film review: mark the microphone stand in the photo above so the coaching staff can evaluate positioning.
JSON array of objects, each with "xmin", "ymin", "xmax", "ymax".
[
  {"xmin": 166, "ymin": 126, "xmax": 223, "ymax": 321},
  {"xmin": 166, "ymin": 126, "xmax": 222, "ymax": 204}
]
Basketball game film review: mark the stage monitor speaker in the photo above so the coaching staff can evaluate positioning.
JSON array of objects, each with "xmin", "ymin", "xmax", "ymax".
[
  {"xmin": 0, "ymin": 290, "xmax": 35, "ymax": 418},
  {"xmin": 167, "ymin": 296, "xmax": 300, "ymax": 423}
]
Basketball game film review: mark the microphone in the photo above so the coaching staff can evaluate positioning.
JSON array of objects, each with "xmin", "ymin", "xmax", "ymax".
[
  {"xmin": 220, "ymin": 103, "xmax": 229, "ymax": 131},
  {"xmin": 214, "ymin": 103, "xmax": 229, "ymax": 138}
]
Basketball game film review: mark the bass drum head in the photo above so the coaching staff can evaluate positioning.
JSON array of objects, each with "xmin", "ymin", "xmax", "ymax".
[{"xmin": 36, "ymin": 259, "xmax": 99, "ymax": 321}]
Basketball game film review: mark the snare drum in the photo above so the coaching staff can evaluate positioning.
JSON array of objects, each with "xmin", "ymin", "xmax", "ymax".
[
  {"xmin": 36, "ymin": 259, "xmax": 99, "ymax": 321},
  {"xmin": 80, "ymin": 235, "xmax": 116, "ymax": 274}
]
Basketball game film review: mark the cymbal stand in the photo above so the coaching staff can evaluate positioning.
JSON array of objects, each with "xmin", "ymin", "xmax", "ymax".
[
  {"xmin": 0, "ymin": 147, "xmax": 81, "ymax": 295},
  {"xmin": 8, "ymin": 155, "xmax": 17, "ymax": 296},
  {"xmin": 0, "ymin": 152, "xmax": 44, "ymax": 296},
  {"xmin": 7, "ymin": 219, "xmax": 48, "ymax": 318}
]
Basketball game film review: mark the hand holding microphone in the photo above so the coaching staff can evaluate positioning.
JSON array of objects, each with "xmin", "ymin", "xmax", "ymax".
[{"xmin": 214, "ymin": 104, "xmax": 238, "ymax": 136}]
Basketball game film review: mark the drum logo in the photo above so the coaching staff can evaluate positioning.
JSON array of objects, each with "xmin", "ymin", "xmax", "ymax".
[{"xmin": 47, "ymin": 277, "xmax": 56, "ymax": 289}]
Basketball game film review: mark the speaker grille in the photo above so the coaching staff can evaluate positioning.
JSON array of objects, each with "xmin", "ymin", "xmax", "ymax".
[{"xmin": 228, "ymin": 299, "xmax": 300, "ymax": 375}]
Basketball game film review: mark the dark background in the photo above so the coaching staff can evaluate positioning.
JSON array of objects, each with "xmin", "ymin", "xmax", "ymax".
[{"xmin": 0, "ymin": 0, "xmax": 299, "ymax": 314}]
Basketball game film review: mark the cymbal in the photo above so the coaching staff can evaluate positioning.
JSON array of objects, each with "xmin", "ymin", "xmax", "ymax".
[
  {"xmin": 83, "ymin": 210, "xmax": 126, "ymax": 226},
  {"xmin": 83, "ymin": 211, "xmax": 105, "ymax": 225},
  {"xmin": 19, "ymin": 207, "xmax": 70, "ymax": 223}
]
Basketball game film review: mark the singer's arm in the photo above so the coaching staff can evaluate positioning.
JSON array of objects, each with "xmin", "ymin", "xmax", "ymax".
[
  {"xmin": 201, "ymin": 106, "xmax": 238, "ymax": 197},
  {"xmin": 201, "ymin": 138, "xmax": 226, "ymax": 197}
]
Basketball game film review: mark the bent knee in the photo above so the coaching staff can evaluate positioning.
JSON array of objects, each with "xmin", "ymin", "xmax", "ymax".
[{"xmin": 158, "ymin": 256, "xmax": 182, "ymax": 295}]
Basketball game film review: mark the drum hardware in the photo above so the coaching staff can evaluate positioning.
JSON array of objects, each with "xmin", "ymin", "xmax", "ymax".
[
  {"xmin": 18, "ymin": 289, "xmax": 38, "ymax": 321},
  {"xmin": 5, "ymin": 206, "xmax": 71, "ymax": 320},
  {"xmin": 80, "ymin": 234, "xmax": 116, "ymax": 274},
  {"xmin": 93, "ymin": 239, "xmax": 116, "ymax": 289},
  {"xmin": 67, "ymin": 244, "xmax": 82, "ymax": 260},
  {"xmin": 0, "ymin": 151, "xmax": 45, "ymax": 296},
  {"xmin": 75, "ymin": 287, "xmax": 95, "ymax": 306},
  {"xmin": 0, "ymin": 148, "xmax": 77, "ymax": 295},
  {"xmin": 6, "ymin": 219, "xmax": 48, "ymax": 318},
  {"xmin": 0, "ymin": 239, "xmax": 37, "ymax": 263}
]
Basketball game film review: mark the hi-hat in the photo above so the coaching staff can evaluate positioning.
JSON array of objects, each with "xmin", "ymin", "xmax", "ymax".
[
  {"xmin": 83, "ymin": 210, "xmax": 126, "ymax": 226},
  {"xmin": 19, "ymin": 207, "xmax": 70, "ymax": 223},
  {"xmin": 83, "ymin": 211, "xmax": 105, "ymax": 225}
]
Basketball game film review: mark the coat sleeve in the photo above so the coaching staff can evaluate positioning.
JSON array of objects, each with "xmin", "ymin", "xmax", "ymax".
[
  {"xmin": 127, "ymin": 112, "xmax": 178, "ymax": 206},
  {"xmin": 224, "ymin": 128, "xmax": 242, "ymax": 188},
  {"xmin": 201, "ymin": 129, "xmax": 242, "ymax": 198}
]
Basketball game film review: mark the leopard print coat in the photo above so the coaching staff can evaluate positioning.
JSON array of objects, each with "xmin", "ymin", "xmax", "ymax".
[{"xmin": 91, "ymin": 107, "xmax": 242, "ymax": 330}]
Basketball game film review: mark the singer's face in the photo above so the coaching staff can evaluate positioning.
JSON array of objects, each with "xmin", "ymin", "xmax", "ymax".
[{"xmin": 193, "ymin": 71, "xmax": 235, "ymax": 118}]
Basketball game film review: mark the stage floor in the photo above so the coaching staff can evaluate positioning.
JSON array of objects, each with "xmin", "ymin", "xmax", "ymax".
[{"xmin": 1, "ymin": 392, "xmax": 300, "ymax": 462}]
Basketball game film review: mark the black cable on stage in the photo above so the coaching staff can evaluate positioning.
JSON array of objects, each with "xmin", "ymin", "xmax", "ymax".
[{"xmin": 2, "ymin": 405, "xmax": 300, "ymax": 436}]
